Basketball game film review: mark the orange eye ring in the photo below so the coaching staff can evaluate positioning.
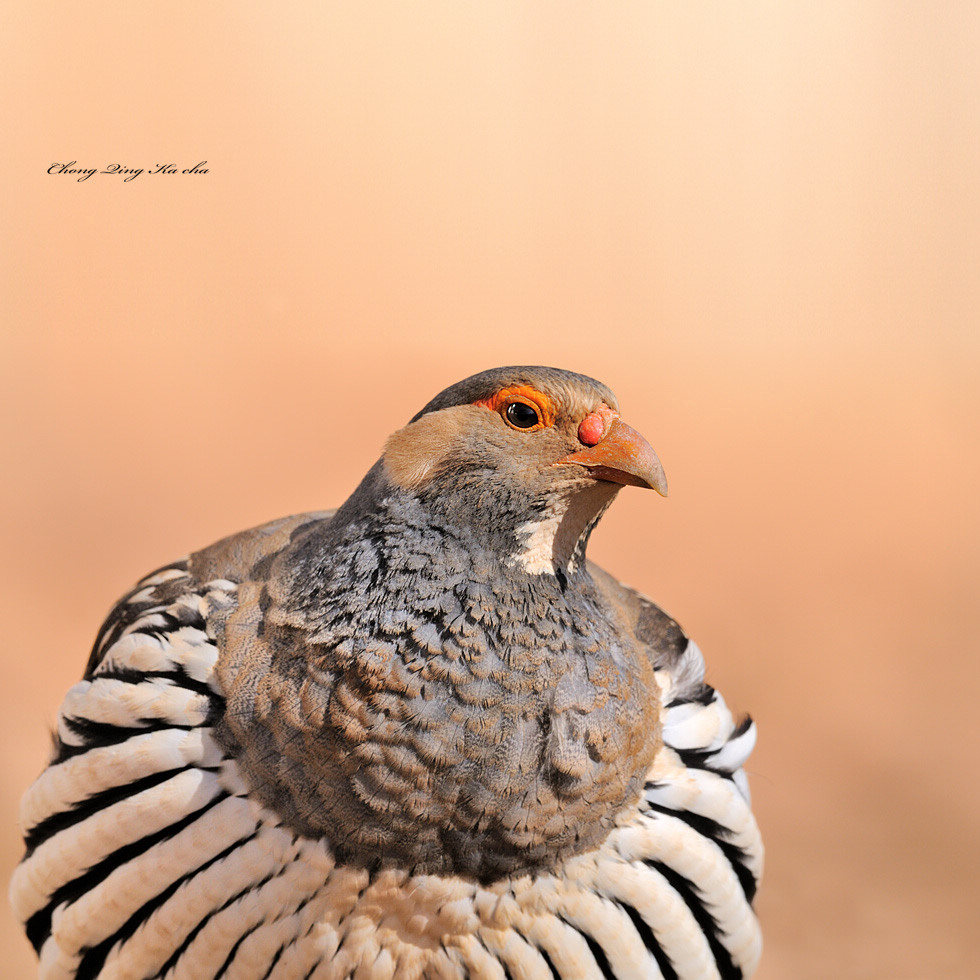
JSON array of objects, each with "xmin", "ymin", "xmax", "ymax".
[{"xmin": 475, "ymin": 385, "xmax": 555, "ymax": 431}]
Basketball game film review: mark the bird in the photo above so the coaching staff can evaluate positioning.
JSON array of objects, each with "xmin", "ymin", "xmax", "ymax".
[{"xmin": 11, "ymin": 366, "xmax": 763, "ymax": 979}]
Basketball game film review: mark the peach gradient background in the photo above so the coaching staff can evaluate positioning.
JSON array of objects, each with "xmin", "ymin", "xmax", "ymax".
[{"xmin": 2, "ymin": 5, "xmax": 978, "ymax": 977}]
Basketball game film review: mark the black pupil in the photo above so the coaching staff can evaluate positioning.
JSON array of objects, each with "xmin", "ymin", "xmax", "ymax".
[{"xmin": 506, "ymin": 402, "xmax": 539, "ymax": 428}]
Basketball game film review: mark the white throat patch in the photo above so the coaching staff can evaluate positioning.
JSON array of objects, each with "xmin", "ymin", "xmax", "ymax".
[
  {"xmin": 506, "ymin": 483, "xmax": 619, "ymax": 576},
  {"xmin": 508, "ymin": 495, "xmax": 574, "ymax": 575}
]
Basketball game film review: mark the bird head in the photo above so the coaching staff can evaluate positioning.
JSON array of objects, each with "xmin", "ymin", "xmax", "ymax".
[{"xmin": 378, "ymin": 366, "xmax": 667, "ymax": 575}]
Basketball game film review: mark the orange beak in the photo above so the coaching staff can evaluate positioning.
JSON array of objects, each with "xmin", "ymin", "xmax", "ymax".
[{"xmin": 556, "ymin": 418, "xmax": 668, "ymax": 495}]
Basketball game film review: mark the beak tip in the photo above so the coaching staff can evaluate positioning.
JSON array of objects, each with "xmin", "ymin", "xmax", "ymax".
[{"xmin": 644, "ymin": 471, "xmax": 668, "ymax": 496}]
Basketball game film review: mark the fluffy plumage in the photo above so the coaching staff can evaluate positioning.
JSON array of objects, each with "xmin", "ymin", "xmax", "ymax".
[{"xmin": 12, "ymin": 366, "xmax": 763, "ymax": 979}]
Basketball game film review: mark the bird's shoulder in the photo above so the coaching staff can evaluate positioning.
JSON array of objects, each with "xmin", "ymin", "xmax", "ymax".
[
  {"xmin": 84, "ymin": 511, "xmax": 335, "ymax": 678},
  {"xmin": 586, "ymin": 559, "xmax": 710, "ymax": 703}
]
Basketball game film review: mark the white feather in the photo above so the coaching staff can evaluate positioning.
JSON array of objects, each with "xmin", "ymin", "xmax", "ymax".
[
  {"xmin": 12, "ymin": 769, "xmax": 223, "ymax": 921},
  {"xmin": 19, "ymin": 728, "xmax": 217, "ymax": 834}
]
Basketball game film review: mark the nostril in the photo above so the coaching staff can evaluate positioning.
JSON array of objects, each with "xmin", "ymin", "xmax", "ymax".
[
  {"xmin": 578, "ymin": 412, "xmax": 607, "ymax": 446},
  {"xmin": 578, "ymin": 404, "xmax": 619, "ymax": 446}
]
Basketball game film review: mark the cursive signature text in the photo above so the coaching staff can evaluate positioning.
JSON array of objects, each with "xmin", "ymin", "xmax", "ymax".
[{"xmin": 47, "ymin": 161, "xmax": 209, "ymax": 183}]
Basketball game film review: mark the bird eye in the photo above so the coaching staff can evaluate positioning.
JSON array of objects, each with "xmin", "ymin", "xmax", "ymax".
[{"xmin": 505, "ymin": 401, "xmax": 541, "ymax": 429}]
